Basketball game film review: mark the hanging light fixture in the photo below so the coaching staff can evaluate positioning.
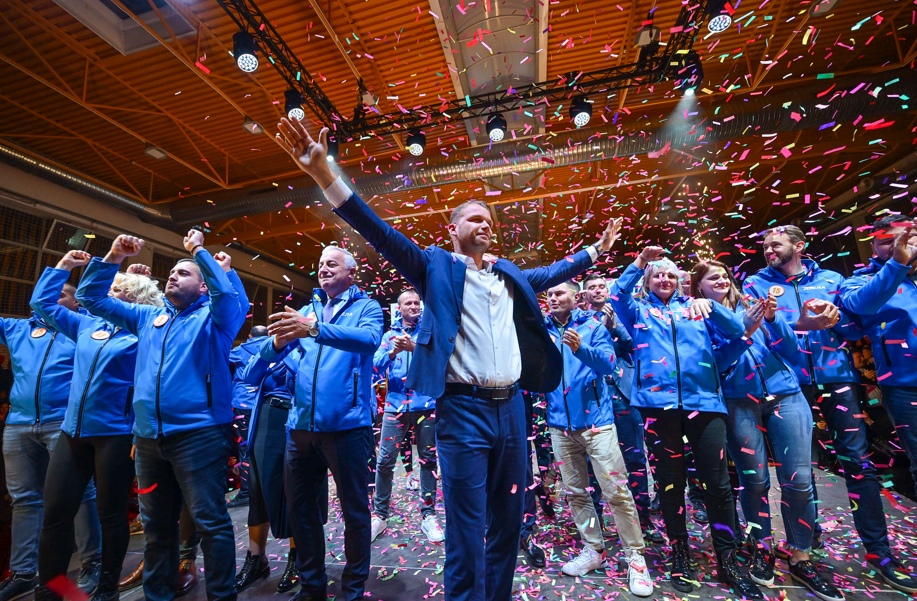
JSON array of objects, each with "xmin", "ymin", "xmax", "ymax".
[
  {"xmin": 233, "ymin": 31, "xmax": 259, "ymax": 73},
  {"xmin": 486, "ymin": 113, "xmax": 507, "ymax": 142},
  {"xmin": 242, "ymin": 116, "xmax": 262, "ymax": 134},
  {"xmin": 706, "ymin": 0, "xmax": 733, "ymax": 33},
  {"xmin": 284, "ymin": 89, "xmax": 305, "ymax": 121},
  {"xmin": 326, "ymin": 135, "xmax": 339, "ymax": 161},
  {"xmin": 144, "ymin": 143, "xmax": 167, "ymax": 159},
  {"xmin": 406, "ymin": 130, "xmax": 426, "ymax": 156},
  {"xmin": 676, "ymin": 51, "xmax": 704, "ymax": 93},
  {"xmin": 570, "ymin": 97, "xmax": 592, "ymax": 127}
]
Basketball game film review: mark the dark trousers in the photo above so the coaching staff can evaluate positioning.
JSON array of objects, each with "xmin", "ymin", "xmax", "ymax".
[
  {"xmin": 135, "ymin": 425, "xmax": 236, "ymax": 601},
  {"xmin": 285, "ymin": 427, "xmax": 373, "ymax": 601},
  {"xmin": 436, "ymin": 391, "xmax": 526, "ymax": 601},
  {"xmin": 232, "ymin": 408, "xmax": 252, "ymax": 498},
  {"xmin": 642, "ymin": 408, "xmax": 737, "ymax": 555},
  {"xmin": 38, "ymin": 432, "xmax": 134, "ymax": 592},
  {"xmin": 802, "ymin": 383, "xmax": 890, "ymax": 555},
  {"xmin": 373, "ymin": 410, "xmax": 437, "ymax": 520}
]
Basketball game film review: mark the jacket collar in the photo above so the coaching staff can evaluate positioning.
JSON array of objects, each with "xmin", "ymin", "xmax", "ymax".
[
  {"xmin": 544, "ymin": 309, "xmax": 595, "ymax": 329},
  {"xmin": 165, "ymin": 292, "xmax": 208, "ymax": 316},
  {"xmin": 854, "ymin": 257, "xmax": 884, "ymax": 277},
  {"xmin": 311, "ymin": 284, "xmax": 368, "ymax": 308}
]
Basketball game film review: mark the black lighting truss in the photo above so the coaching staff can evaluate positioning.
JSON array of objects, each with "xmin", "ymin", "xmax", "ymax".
[{"xmin": 217, "ymin": 0, "xmax": 709, "ymax": 140}]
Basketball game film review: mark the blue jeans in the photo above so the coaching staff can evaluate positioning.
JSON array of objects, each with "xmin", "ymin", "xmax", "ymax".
[
  {"xmin": 286, "ymin": 427, "xmax": 373, "ymax": 601},
  {"xmin": 611, "ymin": 392, "xmax": 651, "ymax": 523},
  {"xmin": 2, "ymin": 421, "xmax": 101, "ymax": 574},
  {"xmin": 725, "ymin": 392, "xmax": 815, "ymax": 551},
  {"xmin": 135, "ymin": 425, "xmax": 236, "ymax": 601},
  {"xmin": 436, "ymin": 391, "xmax": 526, "ymax": 601},
  {"xmin": 802, "ymin": 383, "xmax": 890, "ymax": 555},
  {"xmin": 878, "ymin": 386, "xmax": 917, "ymax": 498},
  {"xmin": 373, "ymin": 410, "xmax": 437, "ymax": 520}
]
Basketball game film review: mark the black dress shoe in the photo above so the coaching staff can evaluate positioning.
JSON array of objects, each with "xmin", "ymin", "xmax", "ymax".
[
  {"xmin": 520, "ymin": 535, "xmax": 546, "ymax": 568},
  {"xmin": 642, "ymin": 524, "xmax": 665, "ymax": 545},
  {"xmin": 277, "ymin": 549, "xmax": 300, "ymax": 594},
  {"xmin": 692, "ymin": 501, "xmax": 709, "ymax": 525},
  {"xmin": 235, "ymin": 551, "xmax": 270, "ymax": 592},
  {"xmin": 789, "ymin": 559, "xmax": 844, "ymax": 601},
  {"xmin": 0, "ymin": 572, "xmax": 38, "ymax": 601},
  {"xmin": 870, "ymin": 555, "xmax": 917, "ymax": 593},
  {"xmin": 668, "ymin": 540, "xmax": 697, "ymax": 593},
  {"xmin": 748, "ymin": 544, "xmax": 775, "ymax": 587},
  {"xmin": 717, "ymin": 549, "xmax": 764, "ymax": 600}
]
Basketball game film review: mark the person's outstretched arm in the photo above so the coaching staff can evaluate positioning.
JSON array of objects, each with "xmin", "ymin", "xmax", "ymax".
[
  {"xmin": 274, "ymin": 118, "xmax": 430, "ymax": 294},
  {"xmin": 181, "ymin": 231, "xmax": 244, "ymax": 334},
  {"xmin": 841, "ymin": 226, "xmax": 916, "ymax": 316},
  {"xmin": 523, "ymin": 218, "xmax": 624, "ymax": 293},
  {"xmin": 30, "ymin": 251, "xmax": 93, "ymax": 341}
]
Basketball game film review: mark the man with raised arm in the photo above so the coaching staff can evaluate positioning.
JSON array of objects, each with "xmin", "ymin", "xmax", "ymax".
[
  {"xmin": 274, "ymin": 117, "xmax": 622, "ymax": 601},
  {"xmin": 76, "ymin": 232, "xmax": 247, "ymax": 601}
]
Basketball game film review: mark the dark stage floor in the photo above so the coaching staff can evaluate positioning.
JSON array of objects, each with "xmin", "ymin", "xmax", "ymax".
[{"xmin": 53, "ymin": 466, "xmax": 917, "ymax": 601}]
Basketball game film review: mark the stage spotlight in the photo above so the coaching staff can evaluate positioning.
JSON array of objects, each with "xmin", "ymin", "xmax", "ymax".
[
  {"xmin": 676, "ymin": 51, "xmax": 703, "ymax": 92},
  {"xmin": 684, "ymin": 87, "xmax": 695, "ymax": 96},
  {"xmin": 570, "ymin": 96, "xmax": 592, "ymax": 127},
  {"xmin": 406, "ymin": 130, "xmax": 426, "ymax": 156},
  {"xmin": 284, "ymin": 89, "xmax": 305, "ymax": 121},
  {"xmin": 634, "ymin": 23, "xmax": 661, "ymax": 48},
  {"xmin": 326, "ymin": 135, "xmax": 339, "ymax": 162},
  {"xmin": 706, "ymin": 0, "xmax": 733, "ymax": 33},
  {"xmin": 242, "ymin": 116, "xmax": 262, "ymax": 134},
  {"xmin": 233, "ymin": 31, "xmax": 259, "ymax": 73},
  {"xmin": 486, "ymin": 113, "xmax": 507, "ymax": 142}
]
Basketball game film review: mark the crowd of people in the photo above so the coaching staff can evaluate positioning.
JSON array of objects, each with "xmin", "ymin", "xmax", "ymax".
[{"xmin": 0, "ymin": 115, "xmax": 915, "ymax": 601}]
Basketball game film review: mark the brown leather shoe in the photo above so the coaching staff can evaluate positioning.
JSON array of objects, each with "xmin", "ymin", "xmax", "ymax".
[
  {"xmin": 176, "ymin": 559, "xmax": 198, "ymax": 597},
  {"xmin": 118, "ymin": 559, "xmax": 144, "ymax": 592}
]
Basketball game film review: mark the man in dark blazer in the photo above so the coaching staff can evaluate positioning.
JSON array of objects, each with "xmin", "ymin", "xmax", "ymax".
[{"xmin": 275, "ymin": 117, "xmax": 622, "ymax": 601}]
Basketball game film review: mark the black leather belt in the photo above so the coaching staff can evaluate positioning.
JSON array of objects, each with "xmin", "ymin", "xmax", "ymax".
[
  {"xmin": 265, "ymin": 396, "xmax": 292, "ymax": 410},
  {"xmin": 443, "ymin": 382, "xmax": 519, "ymax": 401}
]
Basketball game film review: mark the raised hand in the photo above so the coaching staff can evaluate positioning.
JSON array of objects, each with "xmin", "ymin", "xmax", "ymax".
[
  {"xmin": 275, "ymin": 117, "xmax": 337, "ymax": 189},
  {"xmin": 763, "ymin": 294, "xmax": 778, "ymax": 322},
  {"xmin": 562, "ymin": 329, "xmax": 582, "ymax": 352},
  {"xmin": 892, "ymin": 224, "xmax": 917, "ymax": 269},
  {"xmin": 796, "ymin": 300, "xmax": 840, "ymax": 331},
  {"xmin": 213, "ymin": 251, "xmax": 232, "ymax": 272},
  {"xmin": 106, "ymin": 235, "xmax": 145, "ymax": 263},
  {"xmin": 183, "ymin": 229, "xmax": 205, "ymax": 253},
  {"xmin": 268, "ymin": 306, "xmax": 315, "ymax": 349},
  {"xmin": 743, "ymin": 297, "xmax": 766, "ymax": 336},
  {"xmin": 635, "ymin": 245, "xmax": 667, "ymax": 269},
  {"xmin": 596, "ymin": 217, "xmax": 625, "ymax": 254},
  {"xmin": 126, "ymin": 263, "xmax": 152, "ymax": 277},
  {"xmin": 56, "ymin": 250, "xmax": 91, "ymax": 271}
]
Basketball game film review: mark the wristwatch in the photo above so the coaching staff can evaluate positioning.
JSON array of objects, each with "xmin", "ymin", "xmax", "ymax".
[
  {"xmin": 308, "ymin": 322, "xmax": 320, "ymax": 337},
  {"xmin": 591, "ymin": 241, "xmax": 605, "ymax": 255}
]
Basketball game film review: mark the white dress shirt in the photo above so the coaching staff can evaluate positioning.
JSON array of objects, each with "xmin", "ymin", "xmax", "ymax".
[{"xmin": 321, "ymin": 175, "xmax": 597, "ymax": 388}]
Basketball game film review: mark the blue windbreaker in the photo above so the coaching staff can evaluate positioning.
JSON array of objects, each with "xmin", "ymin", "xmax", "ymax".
[
  {"xmin": 543, "ymin": 309, "xmax": 617, "ymax": 431},
  {"xmin": 744, "ymin": 259, "xmax": 861, "ymax": 385},
  {"xmin": 713, "ymin": 305, "xmax": 801, "ymax": 400},
  {"xmin": 609, "ymin": 262, "xmax": 745, "ymax": 413},
  {"xmin": 606, "ymin": 315, "xmax": 636, "ymax": 402},
  {"xmin": 0, "ymin": 313, "xmax": 76, "ymax": 425},
  {"xmin": 230, "ymin": 336, "xmax": 269, "ymax": 410},
  {"xmin": 236, "ymin": 347, "xmax": 295, "ymax": 446},
  {"xmin": 840, "ymin": 257, "xmax": 917, "ymax": 387},
  {"xmin": 373, "ymin": 318, "xmax": 436, "ymax": 413},
  {"xmin": 30, "ymin": 267, "xmax": 138, "ymax": 437},
  {"xmin": 76, "ymin": 252, "xmax": 247, "ymax": 438},
  {"xmin": 260, "ymin": 285, "xmax": 383, "ymax": 432}
]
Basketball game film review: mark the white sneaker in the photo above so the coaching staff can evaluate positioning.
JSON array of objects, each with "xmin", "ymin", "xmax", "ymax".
[
  {"xmin": 406, "ymin": 471, "xmax": 420, "ymax": 491},
  {"xmin": 371, "ymin": 515, "xmax": 387, "ymax": 541},
  {"xmin": 626, "ymin": 550, "xmax": 654, "ymax": 597},
  {"xmin": 421, "ymin": 515, "xmax": 444, "ymax": 542},
  {"xmin": 561, "ymin": 547, "xmax": 607, "ymax": 577}
]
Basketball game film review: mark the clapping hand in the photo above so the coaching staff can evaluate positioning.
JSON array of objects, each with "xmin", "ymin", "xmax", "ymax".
[
  {"xmin": 268, "ymin": 306, "xmax": 316, "ymax": 350},
  {"xmin": 796, "ymin": 299, "xmax": 840, "ymax": 331},
  {"xmin": 743, "ymin": 297, "xmax": 767, "ymax": 337},
  {"xmin": 562, "ymin": 329, "xmax": 582, "ymax": 352},
  {"xmin": 892, "ymin": 224, "xmax": 917, "ymax": 270}
]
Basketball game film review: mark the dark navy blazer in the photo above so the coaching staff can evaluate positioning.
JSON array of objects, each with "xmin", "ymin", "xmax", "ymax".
[{"xmin": 334, "ymin": 191, "xmax": 596, "ymax": 399}]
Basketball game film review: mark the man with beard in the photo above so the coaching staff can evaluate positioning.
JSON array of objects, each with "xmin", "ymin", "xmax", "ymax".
[{"xmin": 744, "ymin": 225, "xmax": 914, "ymax": 593}]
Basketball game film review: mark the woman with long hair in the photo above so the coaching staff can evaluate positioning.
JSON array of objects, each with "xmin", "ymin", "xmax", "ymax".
[
  {"xmin": 31, "ymin": 252, "xmax": 163, "ymax": 601},
  {"xmin": 691, "ymin": 260, "xmax": 844, "ymax": 601},
  {"xmin": 609, "ymin": 246, "xmax": 762, "ymax": 599}
]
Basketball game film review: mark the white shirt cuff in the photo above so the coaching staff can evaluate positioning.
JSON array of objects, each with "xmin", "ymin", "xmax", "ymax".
[
  {"xmin": 586, "ymin": 245, "xmax": 599, "ymax": 262},
  {"xmin": 322, "ymin": 176, "xmax": 352, "ymax": 208}
]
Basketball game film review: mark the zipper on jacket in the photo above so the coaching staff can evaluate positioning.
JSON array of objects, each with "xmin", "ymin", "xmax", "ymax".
[
  {"xmin": 34, "ymin": 331, "xmax": 58, "ymax": 424},
  {"xmin": 352, "ymin": 372, "xmax": 359, "ymax": 408},
  {"xmin": 557, "ymin": 322, "xmax": 573, "ymax": 430},
  {"xmin": 592, "ymin": 379, "xmax": 600, "ymax": 407},
  {"xmin": 310, "ymin": 345, "xmax": 324, "ymax": 431},
  {"xmin": 76, "ymin": 332, "xmax": 116, "ymax": 437},
  {"xmin": 636, "ymin": 360, "xmax": 642, "ymax": 389},
  {"xmin": 125, "ymin": 386, "xmax": 134, "ymax": 417},
  {"xmin": 671, "ymin": 314, "xmax": 683, "ymax": 408},
  {"xmin": 880, "ymin": 334, "xmax": 893, "ymax": 367},
  {"xmin": 154, "ymin": 314, "xmax": 179, "ymax": 437},
  {"xmin": 206, "ymin": 374, "xmax": 213, "ymax": 408},
  {"xmin": 748, "ymin": 347, "xmax": 769, "ymax": 399},
  {"xmin": 791, "ymin": 281, "xmax": 818, "ymax": 385}
]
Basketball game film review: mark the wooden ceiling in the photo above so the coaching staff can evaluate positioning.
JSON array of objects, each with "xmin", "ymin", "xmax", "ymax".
[{"xmin": 1, "ymin": 0, "xmax": 915, "ymax": 298}]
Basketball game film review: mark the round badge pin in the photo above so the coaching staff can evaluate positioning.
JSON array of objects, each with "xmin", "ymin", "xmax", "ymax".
[
  {"xmin": 153, "ymin": 314, "xmax": 170, "ymax": 327},
  {"xmin": 768, "ymin": 285, "xmax": 785, "ymax": 297},
  {"xmin": 91, "ymin": 330, "xmax": 111, "ymax": 340},
  {"xmin": 650, "ymin": 308, "xmax": 663, "ymax": 319},
  {"xmin": 31, "ymin": 327, "xmax": 47, "ymax": 338}
]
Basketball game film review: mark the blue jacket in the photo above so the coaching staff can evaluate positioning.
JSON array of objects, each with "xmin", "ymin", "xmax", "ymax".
[
  {"xmin": 333, "ymin": 191, "xmax": 596, "ymax": 398},
  {"xmin": 373, "ymin": 318, "xmax": 436, "ymax": 413},
  {"xmin": 30, "ymin": 267, "xmax": 138, "ymax": 437},
  {"xmin": 840, "ymin": 257, "xmax": 917, "ymax": 388},
  {"xmin": 0, "ymin": 313, "xmax": 76, "ymax": 425},
  {"xmin": 609, "ymin": 262, "xmax": 745, "ymax": 413},
  {"xmin": 606, "ymin": 315, "xmax": 636, "ymax": 402},
  {"xmin": 543, "ymin": 310, "xmax": 617, "ymax": 431},
  {"xmin": 260, "ymin": 285, "xmax": 383, "ymax": 432},
  {"xmin": 76, "ymin": 252, "xmax": 248, "ymax": 438},
  {"xmin": 230, "ymin": 336, "xmax": 269, "ymax": 410},
  {"xmin": 236, "ymin": 346, "xmax": 295, "ymax": 446},
  {"xmin": 744, "ymin": 259, "xmax": 861, "ymax": 386},
  {"xmin": 713, "ymin": 306, "xmax": 801, "ymax": 401}
]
